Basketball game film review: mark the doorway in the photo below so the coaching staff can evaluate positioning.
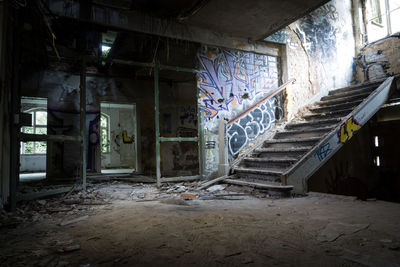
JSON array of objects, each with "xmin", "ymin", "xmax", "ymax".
[
  {"xmin": 100, "ymin": 102, "xmax": 138, "ymax": 173},
  {"xmin": 19, "ymin": 97, "xmax": 47, "ymax": 183}
]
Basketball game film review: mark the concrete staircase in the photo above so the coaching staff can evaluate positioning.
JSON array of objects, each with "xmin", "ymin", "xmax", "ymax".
[{"xmin": 225, "ymin": 79, "xmax": 394, "ymax": 196}]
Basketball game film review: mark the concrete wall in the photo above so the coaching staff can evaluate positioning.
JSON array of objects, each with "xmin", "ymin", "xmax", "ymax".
[
  {"xmin": 284, "ymin": 0, "xmax": 356, "ymax": 119},
  {"xmin": 356, "ymin": 33, "xmax": 400, "ymax": 82}
]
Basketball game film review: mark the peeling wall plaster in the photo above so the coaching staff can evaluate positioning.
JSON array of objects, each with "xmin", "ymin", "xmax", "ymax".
[
  {"xmin": 356, "ymin": 33, "xmax": 400, "ymax": 82},
  {"xmin": 285, "ymin": 0, "xmax": 355, "ymax": 119}
]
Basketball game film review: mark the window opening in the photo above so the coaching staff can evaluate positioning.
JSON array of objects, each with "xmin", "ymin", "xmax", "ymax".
[
  {"xmin": 20, "ymin": 109, "xmax": 47, "ymax": 154},
  {"xmin": 100, "ymin": 113, "xmax": 110, "ymax": 153}
]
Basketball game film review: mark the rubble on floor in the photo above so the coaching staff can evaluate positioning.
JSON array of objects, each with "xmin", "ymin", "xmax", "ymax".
[{"xmin": 1, "ymin": 179, "xmax": 288, "ymax": 230}]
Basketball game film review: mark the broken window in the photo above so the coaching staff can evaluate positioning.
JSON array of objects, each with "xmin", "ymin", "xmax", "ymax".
[{"xmin": 20, "ymin": 109, "xmax": 47, "ymax": 154}]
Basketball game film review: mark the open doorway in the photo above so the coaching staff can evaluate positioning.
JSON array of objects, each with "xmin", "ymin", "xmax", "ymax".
[
  {"xmin": 19, "ymin": 97, "xmax": 47, "ymax": 183},
  {"xmin": 100, "ymin": 102, "xmax": 138, "ymax": 174}
]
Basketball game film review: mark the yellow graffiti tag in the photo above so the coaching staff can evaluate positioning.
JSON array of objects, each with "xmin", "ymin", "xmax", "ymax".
[
  {"xmin": 338, "ymin": 116, "xmax": 361, "ymax": 144},
  {"xmin": 122, "ymin": 130, "xmax": 134, "ymax": 144}
]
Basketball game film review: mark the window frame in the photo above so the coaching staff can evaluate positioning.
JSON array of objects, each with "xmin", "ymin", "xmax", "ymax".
[
  {"xmin": 20, "ymin": 108, "xmax": 47, "ymax": 155},
  {"xmin": 100, "ymin": 113, "xmax": 111, "ymax": 154},
  {"xmin": 365, "ymin": 0, "xmax": 399, "ymax": 43}
]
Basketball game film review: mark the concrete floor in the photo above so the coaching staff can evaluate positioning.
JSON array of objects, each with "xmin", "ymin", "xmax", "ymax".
[{"xmin": 1, "ymin": 183, "xmax": 399, "ymax": 266}]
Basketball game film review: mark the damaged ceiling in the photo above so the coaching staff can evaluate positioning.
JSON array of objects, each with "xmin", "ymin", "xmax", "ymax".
[{"xmin": 95, "ymin": 0, "xmax": 331, "ymax": 40}]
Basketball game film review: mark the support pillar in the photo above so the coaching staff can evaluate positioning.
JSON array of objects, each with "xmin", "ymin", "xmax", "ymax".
[{"xmin": 218, "ymin": 120, "xmax": 229, "ymax": 176}]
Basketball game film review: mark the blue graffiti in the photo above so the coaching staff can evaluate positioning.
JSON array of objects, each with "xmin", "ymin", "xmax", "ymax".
[{"xmin": 315, "ymin": 142, "xmax": 332, "ymax": 162}]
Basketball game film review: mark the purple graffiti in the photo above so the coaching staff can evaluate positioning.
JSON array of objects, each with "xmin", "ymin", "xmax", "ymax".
[{"xmin": 197, "ymin": 50, "xmax": 277, "ymax": 119}]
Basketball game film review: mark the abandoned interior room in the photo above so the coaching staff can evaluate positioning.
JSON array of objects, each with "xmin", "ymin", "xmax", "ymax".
[{"xmin": 1, "ymin": 0, "xmax": 400, "ymax": 266}]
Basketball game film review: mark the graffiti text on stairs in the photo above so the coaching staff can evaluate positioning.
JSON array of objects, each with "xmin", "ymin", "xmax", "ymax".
[{"xmin": 337, "ymin": 116, "xmax": 361, "ymax": 144}]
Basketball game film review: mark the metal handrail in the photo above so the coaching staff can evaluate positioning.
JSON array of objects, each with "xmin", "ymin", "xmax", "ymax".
[{"xmin": 228, "ymin": 78, "xmax": 296, "ymax": 125}]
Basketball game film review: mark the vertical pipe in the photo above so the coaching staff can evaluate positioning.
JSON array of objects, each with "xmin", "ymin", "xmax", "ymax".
[
  {"xmin": 197, "ymin": 84, "xmax": 204, "ymax": 179},
  {"xmin": 80, "ymin": 57, "xmax": 87, "ymax": 190},
  {"xmin": 154, "ymin": 61, "xmax": 161, "ymax": 186},
  {"xmin": 9, "ymin": 6, "xmax": 20, "ymax": 211}
]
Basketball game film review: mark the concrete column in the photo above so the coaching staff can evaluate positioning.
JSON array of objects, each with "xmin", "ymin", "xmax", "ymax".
[{"xmin": 218, "ymin": 120, "xmax": 229, "ymax": 176}]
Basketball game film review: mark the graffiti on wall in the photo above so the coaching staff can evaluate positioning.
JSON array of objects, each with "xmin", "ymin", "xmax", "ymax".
[
  {"xmin": 294, "ymin": 1, "xmax": 347, "ymax": 61},
  {"xmin": 337, "ymin": 116, "xmax": 361, "ymax": 144},
  {"xmin": 122, "ymin": 130, "xmax": 134, "ymax": 143},
  {"xmin": 180, "ymin": 106, "xmax": 197, "ymax": 126},
  {"xmin": 197, "ymin": 49, "xmax": 278, "ymax": 120},
  {"xmin": 227, "ymin": 97, "xmax": 283, "ymax": 157}
]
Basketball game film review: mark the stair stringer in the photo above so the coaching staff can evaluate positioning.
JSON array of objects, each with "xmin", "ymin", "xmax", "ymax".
[{"xmin": 282, "ymin": 77, "xmax": 395, "ymax": 194}]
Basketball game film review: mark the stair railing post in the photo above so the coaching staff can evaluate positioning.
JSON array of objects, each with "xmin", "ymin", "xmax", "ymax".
[{"xmin": 218, "ymin": 120, "xmax": 229, "ymax": 176}]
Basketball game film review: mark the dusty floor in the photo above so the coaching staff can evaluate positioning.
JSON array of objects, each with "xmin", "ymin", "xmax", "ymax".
[{"xmin": 1, "ymin": 182, "xmax": 400, "ymax": 267}]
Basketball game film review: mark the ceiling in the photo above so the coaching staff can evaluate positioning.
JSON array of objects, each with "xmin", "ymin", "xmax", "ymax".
[{"xmin": 93, "ymin": 0, "xmax": 330, "ymax": 40}]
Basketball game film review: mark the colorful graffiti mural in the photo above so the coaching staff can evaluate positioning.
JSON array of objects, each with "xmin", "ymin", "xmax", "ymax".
[
  {"xmin": 227, "ymin": 97, "xmax": 283, "ymax": 157},
  {"xmin": 197, "ymin": 49, "xmax": 278, "ymax": 120},
  {"xmin": 338, "ymin": 116, "xmax": 361, "ymax": 144}
]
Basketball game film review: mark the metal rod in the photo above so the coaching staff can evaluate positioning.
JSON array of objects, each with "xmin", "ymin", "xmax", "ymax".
[
  {"xmin": 198, "ymin": 85, "xmax": 205, "ymax": 179},
  {"xmin": 158, "ymin": 64, "xmax": 198, "ymax": 73},
  {"xmin": 160, "ymin": 137, "xmax": 198, "ymax": 142},
  {"xmin": 154, "ymin": 60, "xmax": 161, "ymax": 187},
  {"xmin": 228, "ymin": 78, "xmax": 296, "ymax": 125},
  {"xmin": 112, "ymin": 59, "xmax": 154, "ymax": 68},
  {"xmin": 19, "ymin": 133, "xmax": 82, "ymax": 142},
  {"xmin": 160, "ymin": 175, "xmax": 201, "ymax": 182},
  {"xmin": 113, "ymin": 59, "xmax": 199, "ymax": 73},
  {"xmin": 80, "ymin": 57, "xmax": 87, "ymax": 190}
]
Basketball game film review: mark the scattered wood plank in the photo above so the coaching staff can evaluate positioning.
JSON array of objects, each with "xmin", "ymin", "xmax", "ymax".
[
  {"xmin": 197, "ymin": 175, "xmax": 231, "ymax": 190},
  {"xmin": 224, "ymin": 179, "xmax": 293, "ymax": 190},
  {"xmin": 16, "ymin": 187, "xmax": 73, "ymax": 202},
  {"xmin": 180, "ymin": 193, "xmax": 197, "ymax": 199}
]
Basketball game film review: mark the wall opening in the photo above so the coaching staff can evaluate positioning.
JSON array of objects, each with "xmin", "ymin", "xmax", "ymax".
[
  {"xmin": 100, "ymin": 102, "xmax": 137, "ymax": 174},
  {"xmin": 19, "ymin": 97, "xmax": 47, "ymax": 183}
]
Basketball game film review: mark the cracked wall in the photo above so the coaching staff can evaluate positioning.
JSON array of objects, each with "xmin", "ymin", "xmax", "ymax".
[{"xmin": 282, "ymin": 0, "xmax": 356, "ymax": 119}]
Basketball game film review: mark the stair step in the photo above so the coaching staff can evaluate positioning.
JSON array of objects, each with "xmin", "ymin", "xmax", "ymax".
[
  {"xmin": 262, "ymin": 137, "xmax": 320, "ymax": 149},
  {"xmin": 234, "ymin": 167, "xmax": 284, "ymax": 183},
  {"xmin": 274, "ymin": 126, "xmax": 333, "ymax": 138},
  {"xmin": 317, "ymin": 92, "xmax": 371, "ymax": 106},
  {"xmin": 255, "ymin": 146, "xmax": 312, "ymax": 153},
  {"xmin": 285, "ymin": 118, "xmax": 341, "ymax": 129},
  {"xmin": 224, "ymin": 178, "xmax": 293, "ymax": 196},
  {"xmin": 328, "ymin": 82, "xmax": 380, "ymax": 95},
  {"xmin": 253, "ymin": 146, "xmax": 310, "ymax": 159},
  {"xmin": 264, "ymin": 137, "xmax": 321, "ymax": 143},
  {"xmin": 242, "ymin": 157, "xmax": 297, "ymax": 169},
  {"xmin": 234, "ymin": 167, "xmax": 284, "ymax": 175},
  {"xmin": 310, "ymin": 100, "xmax": 363, "ymax": 113},
  {"xmin": 321, "ymin": 88, "xmax": 374, "ymax": 101},
  {"xmin": 243, "ymin": 157, "xmax": 298, "ymax": 163},
  {"xmin": 303, "ymin": 108, "xmax": 353, "ymax": 120}
]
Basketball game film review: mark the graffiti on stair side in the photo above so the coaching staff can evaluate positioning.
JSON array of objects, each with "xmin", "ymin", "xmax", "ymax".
[
  {"xmin": 337, "ymin": 116, "xmax": 361, "ymax": 144},
  {"xmin": 314, "ymin": 142, "xmax": 332, "ymax": 162},
  {"xmin": 197, "ymin": 48, "xmax": 278, "ymax": 120},
  {"xmin": 227, "ymin": 97, "xmax": 283, "ymax": 157}
]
